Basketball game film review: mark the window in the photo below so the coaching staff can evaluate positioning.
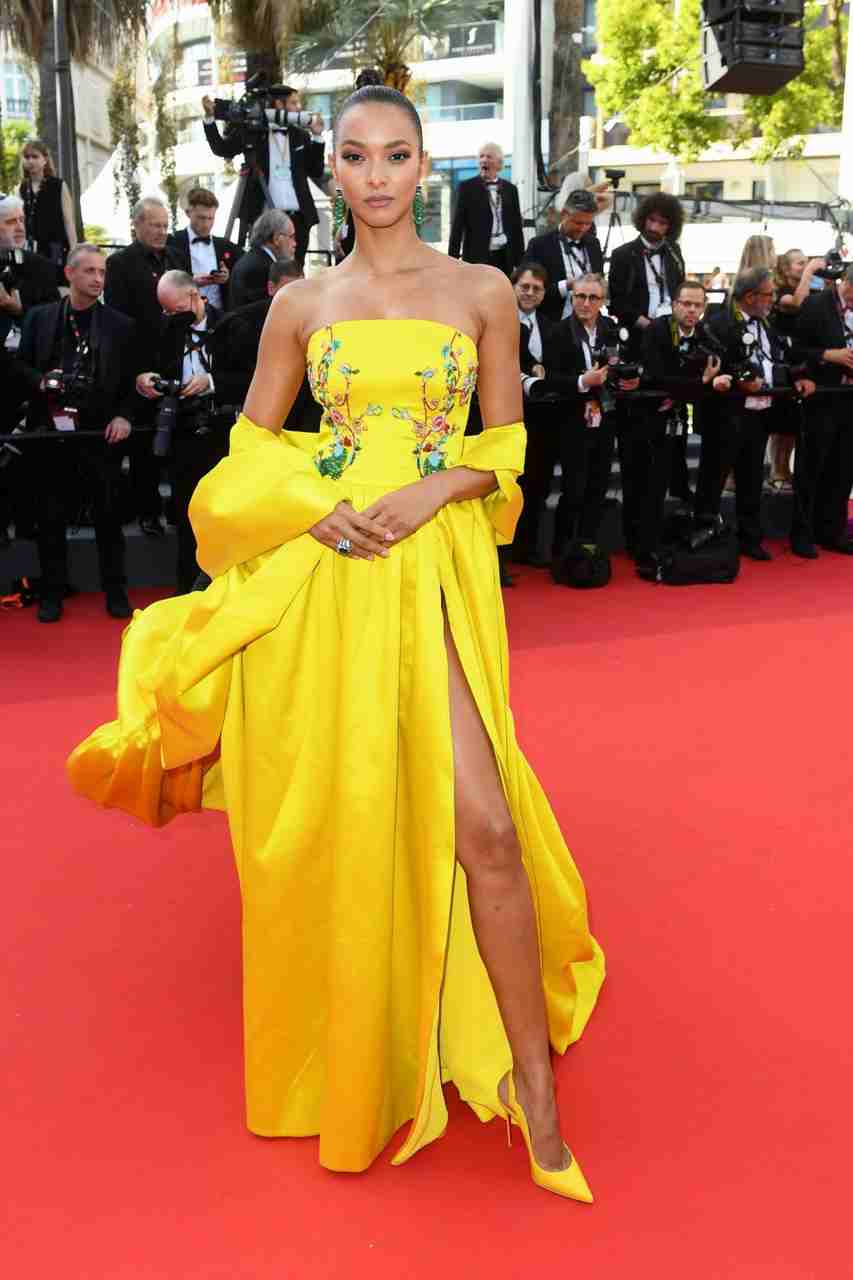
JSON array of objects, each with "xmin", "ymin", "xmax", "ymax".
[
  {"xmin": 581, "ymin": 87, "xmax": 596, "ymax": 118},
  {"xmin": 2, "ymin": 60, "xmax": 33, "ymax": 119},
  {"xmin": 582, "ymin": 0, "xmax": 597, "ymax": 51},
  {"xmin": 633, "ymin": 183, "xmax": 661, "ymax": 196},
  {"xmin": 752, "ymin": 180, "xmax": 767, "ymax": 201},
  {"xmin": 684, "ymin": 181, "xmax": 723, "ymax": 201}
]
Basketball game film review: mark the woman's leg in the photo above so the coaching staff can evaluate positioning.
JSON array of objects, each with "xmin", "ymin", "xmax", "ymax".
[{"xmin": 443, "ymin": 614, "xmax": 565, "ymax": 1169}]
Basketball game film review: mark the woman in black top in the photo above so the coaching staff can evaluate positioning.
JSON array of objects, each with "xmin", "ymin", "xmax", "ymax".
[{"xmin": 19, "ymin": 139, "xmax": 77, "ymax": 273}]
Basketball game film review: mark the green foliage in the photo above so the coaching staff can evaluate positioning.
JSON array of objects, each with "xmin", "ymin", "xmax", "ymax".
[
  {"xmin": 107, "ymin": 56, "xmax": 142, "ymax": 224},
  {"xmin": 83, "ymin": 222, "xmax": 110, "ymax": 243},
  {"xmin": 584, "ymin": 0, "xmax": 846, "ymax": 164},
  {"xmin": 153, "ymin": 32, "xmax": 180, "ymax": 229},
  {"xmin": 0, "ymin": 120, "xmax": 31, "ymax": 192}
]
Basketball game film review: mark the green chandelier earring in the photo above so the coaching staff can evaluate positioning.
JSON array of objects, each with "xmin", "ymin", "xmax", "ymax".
[
  {"xmin": 413, "ymin": 184, "xmax": 426, "ymax": 229},
  {"xmin": 333, "ymin": 187, "xmax": 348, "ymax": 233}
]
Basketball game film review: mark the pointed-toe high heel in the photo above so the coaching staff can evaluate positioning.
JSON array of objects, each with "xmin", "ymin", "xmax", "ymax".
[{"xmin": 499, "ymin": 1072, "xmax": 594, "ymax": 1203}]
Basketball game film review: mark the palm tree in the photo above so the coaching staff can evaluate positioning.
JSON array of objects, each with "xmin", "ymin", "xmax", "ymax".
[
  {"xmin": 0, "ymin": 1, "xmax": 145, "ymax": 225},
  {"xmin": 210, "ymin": 0, "xmax": 500, "ymax": 86}
]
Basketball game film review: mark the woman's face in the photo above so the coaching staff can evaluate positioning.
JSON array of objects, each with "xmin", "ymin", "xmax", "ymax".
[
  {"xmin": 786, "ymin": 252, "xmax": 806, "ymax": 282},
  {"xmin": 332, "ymin": 103, "xmax": 423, "ymax": 230},
  {"xmin": 23, "ymin": 150, "xmax": 47, "ymax": 179}
]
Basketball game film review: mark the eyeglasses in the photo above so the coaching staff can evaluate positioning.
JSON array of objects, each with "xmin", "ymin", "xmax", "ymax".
[{"xmin": 573, "ymin": 292, "xmax": 603, "ymax": 302}]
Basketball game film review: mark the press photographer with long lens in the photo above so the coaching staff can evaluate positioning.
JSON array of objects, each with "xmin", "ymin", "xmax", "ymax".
[
  {"xmin": 135, "ymin": 270, "xmax": 222, "ymax": 594},
  {"xmin": 0, "ymin": 195, "xmax": 60, "ymax": 356},
  {"xmin": 792, "ymin": 261, "xmax": 853, "ymax": 557},
  {"xmin": 16, "ymin": 244, "xmax": 138, "ymax": 623},
  {"xmin": 695, "ymin": 266, "xmax": 816, "ymax": 561},
  {"xmin": 634, "ymin": 280, "xmax": 732, "ymax": 576},
  {"xmin": 202, "ymin": 75, "xmax": 325, "ymax": 265}
]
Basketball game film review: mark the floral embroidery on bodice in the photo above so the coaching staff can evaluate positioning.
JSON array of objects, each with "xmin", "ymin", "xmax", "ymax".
[{"xmin": 305, "ymin": 320, "xmax": 479, "ymax": 483}]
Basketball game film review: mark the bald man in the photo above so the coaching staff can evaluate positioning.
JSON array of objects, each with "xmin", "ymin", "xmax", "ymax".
[{"xmin": 447, "ymin": 141, "xmax": 524, "ymax": 275}]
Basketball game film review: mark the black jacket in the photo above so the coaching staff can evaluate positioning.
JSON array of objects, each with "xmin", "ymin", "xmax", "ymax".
[
  {"xmin": 796, "ymin": 287, "xmax": 850, "ymax": 388},
  {"xmin": 17, "ymin": 300, "xmax": 139, "ymax": 431},
  {"xmin": 230, "ymin": 247, "xmax": 277, "ymax": 309},
  {"xmin": 167, "ymin": 229, "xmax": 244, "ymax": 311},
  {"xmin": 104, "ymin": 240, "xmax": 182, "ymax": 368},
  {"xmin": 202, "ymin": 121, "xmax": 325, "ymax": 229},
  {"xmin": 526, "ymin": 312, "xmax": 620, "ymax": 418},
  {"xmin": 208, "ymin": 299, "xmax": 320, "ymax": 431},
  {"xmin": 641, "ymin": 314, "xmax": 719, "ymax": 402},
  {"xmin": 448, "ymin": 177, "xmax": 525, "ymax": 269},
  {"xmin": 0, "ymin": 248, "xmax": 60, "ymax": 347},
  {"xmin": 608, "ymin": 236, "xmax": 685, "ymax": 338},
  {"xmin": 524, "ymin": 229, "xmax": 605, "ymax": 324}
]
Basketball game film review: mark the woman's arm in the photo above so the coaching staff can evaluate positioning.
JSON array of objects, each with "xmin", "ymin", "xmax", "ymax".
[{"xmin": 61, "ymin": 182, "xmax": 78, "ymax": 250}]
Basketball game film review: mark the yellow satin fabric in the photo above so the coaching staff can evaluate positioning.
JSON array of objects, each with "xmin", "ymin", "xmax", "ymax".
[{"xmin": 68, "ymin": 319, "xmax": 604, "ymax": 1172}]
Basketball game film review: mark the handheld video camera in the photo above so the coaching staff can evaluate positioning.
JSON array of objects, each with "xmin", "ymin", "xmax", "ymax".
[
  {"xmin": 814, "ymin": 248, "xmax": 848, "ymax": 282},
  {"xmin": 212, "ymin": 72, "xmax": 312, "ymax": 139}
]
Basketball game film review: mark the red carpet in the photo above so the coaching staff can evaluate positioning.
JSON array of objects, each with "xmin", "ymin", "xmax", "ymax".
[{"xmin": 3, "ymin": 547, "xmax": 851, "ymax": 1279}]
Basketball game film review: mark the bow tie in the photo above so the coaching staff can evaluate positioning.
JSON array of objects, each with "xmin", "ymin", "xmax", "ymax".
[
  {"xmin": 192, "ymin": 236, "xmax": 212, "ymax": 245},
  {"xmin": 561, "ymin": 236, "xmax": 584, "ymax": 250},
  {"xmin": 645, "ymin": 246, "xmax": 662, "ymax": 258}
]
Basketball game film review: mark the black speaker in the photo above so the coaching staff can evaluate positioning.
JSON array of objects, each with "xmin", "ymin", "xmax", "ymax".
[{"xmin": 701, "ymin": 0, "xmax": 805, "ymax": 93}]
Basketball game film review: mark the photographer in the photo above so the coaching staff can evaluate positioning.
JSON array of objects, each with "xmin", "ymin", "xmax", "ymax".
[
  {"xmin": 525, "ymin": 272, "xmax": 639, "ymax": 560},
  {"xmin": 16, "ymin": 244, "xmax": 138, "ymax": 623},
  {"xmin": 201, "ymin": 83, "xmax": 325, "ymax": 265},
  {"xmin": 608, "ymin": 193, "xmax": 686, "ymax": 351},
  {"xmin": 136, "ymin": 270, "xmax": 222, "ymax": 594},
  {"xmin": 791, "ymin": 262, "xmax": 853, "ymax": 557},
  {"xmin": 168, "ymin": 187, "xmax": 243, "ymax": 312},
  {"xmin": 229, "ymin": 210, "xmax": 297, "ymax": 309},
  {"xmin": 526, "ymin": 188, "xmax": 604, "ymax": 322},
  {"xmin": 0, "ymin": 195, "xmax": 60, "ymax": 354},
  {"xmin": 695, "ymin": 266, "xmax": 816, "ymax": 561},
  {"xmin": 209, "ymin": 258, "xmax": 319, "ymax": 432},
  {"xmin": 633, "ymin": 280, "xmax": 731, "ymax": 573}
]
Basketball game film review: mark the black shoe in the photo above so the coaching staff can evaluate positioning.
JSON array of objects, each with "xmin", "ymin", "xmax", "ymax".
[
  {"xmin": 739, "ymin": 541, "xmax": 771, "ymax": 562},
  {"xmin": 105, "ymin": 586, "xmax": 132, "ymax": 619},
  {"xmin": 37, "ymin": 595, "xmax": 63, "ymax": 623},
  {"xmin": 790, "ymin": 537, "xmax": 818, "ymax": 560},
  {"xmin": 818, "ymin": 538, "xmax": 853, "ymax": 555},
  {"xmin": 635, "ymin": 553, "xmax": 661, "ymax": 581},
  {"xmin": 139, "ymin": 517, "xmax": 165, "ymax": 538}
]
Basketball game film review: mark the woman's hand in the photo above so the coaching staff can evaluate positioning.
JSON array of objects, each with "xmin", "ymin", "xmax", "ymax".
[
  {"xmin": 309, "ymin": 500, "xmax": 394, "ymax": 561},
  {"xmin": 361, "ymin": 476, "xmax": 450, "ymax": 545}
]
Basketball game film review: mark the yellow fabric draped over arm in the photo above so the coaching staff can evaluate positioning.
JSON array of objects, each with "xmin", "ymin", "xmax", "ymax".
[
  {"xmin": 456, "ymin": 421, "xmax": 526, "ymax": 545},
  {"xmin": 190, "ymin": 414, "xmax": 342, "ymax": 578}
]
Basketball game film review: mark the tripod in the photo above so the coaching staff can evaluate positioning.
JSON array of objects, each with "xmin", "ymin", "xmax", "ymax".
[{"xmin": 223, "ymin": 140, "xmax": 276, "ymax": 246}]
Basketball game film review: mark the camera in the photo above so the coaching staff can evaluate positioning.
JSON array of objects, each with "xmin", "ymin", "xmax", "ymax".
[
  {"xmin": 43, "ymin": 367, "xmax": 94, "ymax": 411},
  {"xmin": 0, "ymin": 249, "xmax": 20, "ymax": 293},
  {"xmin": 604, "ymin": 168, "xmax": 626, "ymax": 187},
  {"xmin": 150, "ymin": 377, "xmax": 183, "ymax": 459},
  {"xmin": 676, "ymin": 322, "xmax": 725, "ymax": 378},
  {"xmin": 212, "ymin": 72, "xmax": 311, "ymax": 139},
  {"xmin": 813, "ymin": 248, "xmax": 848, "ymax": 282},
  {"xmin": 594, "ymin": 327, "xmax": 641, "ymax": 388}
]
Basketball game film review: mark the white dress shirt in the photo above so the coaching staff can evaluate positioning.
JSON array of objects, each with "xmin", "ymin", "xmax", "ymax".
[
  {"xmin": 519, "ymin": 308, "xmax": 542, "ymax": 361},
  {"xmin": 485, "ymin": 181, "xmax": 507, "ymax": 250},
  {"xmin": 267, "ymin": 129, "xmax": 300, "ymax": 213},
  {"xmin": 189, "ymin": 234, "xmax": 223, "ymax": 311},
  {"xmin": 557, "ymin": 239, "xmax": 590, "ymax": 318},
  {"xmin": 577, "ymin": 323, "xmax": 599, "ymax": 391},
  {"xmin": 182, "ymin": 314, "xmax": 214, "ymax": 393},
  {"xmin": 744, "ymin": 318, "xmax": 773, "ymax": 411},
  {"xmin": 641, "ymin": 237, "xmax": 671, "ymax": 319}
]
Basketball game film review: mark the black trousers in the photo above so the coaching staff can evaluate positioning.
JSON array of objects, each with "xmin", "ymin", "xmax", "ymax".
[
  {"xmin": 513, "ymin": 405, "xmax": 559, "ymax": 559},
  {"xmin": 791, "ymin": 403, "xmax": 853, "ymax": 545},
  {"xmin": 488, "ymin": 245, "xmax": 513, "ymax": 277},
  {"xmin": 172, "ymin": 420, "xmax": 230, "ymax": 594},
  {"xmin": 629, "ymin": 422, "xmax": 681, "ymax": 559},
  {"xmin": 554, "ymin": 414, "xmax": 616, "ymax": 553},
  {"xmin": 28, "ymin": 436, "xmax": 126, "ymax": 597},
  {"xmin": 696, "ymin": 407, "xmax": 772, "ymax": 546}
]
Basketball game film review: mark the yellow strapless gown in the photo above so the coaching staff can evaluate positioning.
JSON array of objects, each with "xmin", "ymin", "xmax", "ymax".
[{"xmin": 67, "ymin": 319, "xmax": 605, "ymax": 1172}]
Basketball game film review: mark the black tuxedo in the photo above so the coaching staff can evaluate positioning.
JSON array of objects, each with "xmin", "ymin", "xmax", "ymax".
[
  {"xmin": 696, "ymin": 306, "xmax": 795, "ymax": 547},
  {"xmin": 230, "ymin": 247, "xmax": 278, "ymax": 310},
  {"xmin": 524, "ymin": 229, "xmax": 605, "ymax": 324},
  {"xmin": 104, "ymin": 239, "xmax": 182, "ymax": 369},
  {"xmin": 0, "ymin": 248, "xmax": 60, "ymax": 347},
  {"xmin": 209, "ymin": 298, "xmax": 320, "ymax": 431},
  {"xmin": 792, "ymin": 289, "xmax": 853, "ymax": 546},
  {"xmin": 168, "ymin": 229, "xmax": 244, "ymax": 311},
  {"xmin": 202, "ymin": 121, "xmax": 324, "ymax": 261},
  {"xmin": 512, "ymin": 309, "xmax": 566, "ymax": 560},
  {"xmin": 608, "ymin": 236, "xmax": 685, "ymax": 349},
  {"xmin": 448, "ymin": 177, "xmax": 524, "ymax": 273},
  {"xmin": 17, "ymin": 300, "xmax": 140, "ymax": 598}
]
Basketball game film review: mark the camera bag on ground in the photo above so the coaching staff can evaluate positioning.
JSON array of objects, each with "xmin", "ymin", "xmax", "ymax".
[
  {"xmin": 551, "ymin": 540, "xmax": 612, "ymax": 588},
  {"xmin": 640, "ymin": 512, "xmax": 740, "ymax": 586}
]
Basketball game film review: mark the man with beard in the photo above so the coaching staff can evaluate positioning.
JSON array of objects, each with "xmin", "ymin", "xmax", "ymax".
[
  {"xmin": 447, "ymin": 141, "xmax": 524, "ymax": 275},
  {"xmin": 135, "ymin": 270, "xmax": 222, "ymax": 593},
  {"xmin": 0, "ymin": 194, "xmax": 60, "ymax": 353},
  {"xmin": 525, "ymin": 187, "xmax": 604, "ymax": 323}
]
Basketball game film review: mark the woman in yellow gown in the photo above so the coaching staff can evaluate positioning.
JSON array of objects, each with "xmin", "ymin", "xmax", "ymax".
[{"xmin": 68, "ymin": 87, "xmax": 605, "ymax": 1197}]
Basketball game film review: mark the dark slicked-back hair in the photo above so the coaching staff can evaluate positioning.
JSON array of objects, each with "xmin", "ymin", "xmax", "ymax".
[
  {"xmin": 733, "ymin": 266, "xmax": 771, "ymax": 301},
  {"xmin": 269, "ymin": 258, "xmax": 301, "ymax": 286},
  {"xmin": 633, "ymin": 191, "xmax": 684, "ymax": 242},
  {"xmin": 333, "ymin": 86, "xmax": 424, "ymax": 154},
  {"xmin": 512, "ymin": 259, "xmax": 549, "ymax": 287}
]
